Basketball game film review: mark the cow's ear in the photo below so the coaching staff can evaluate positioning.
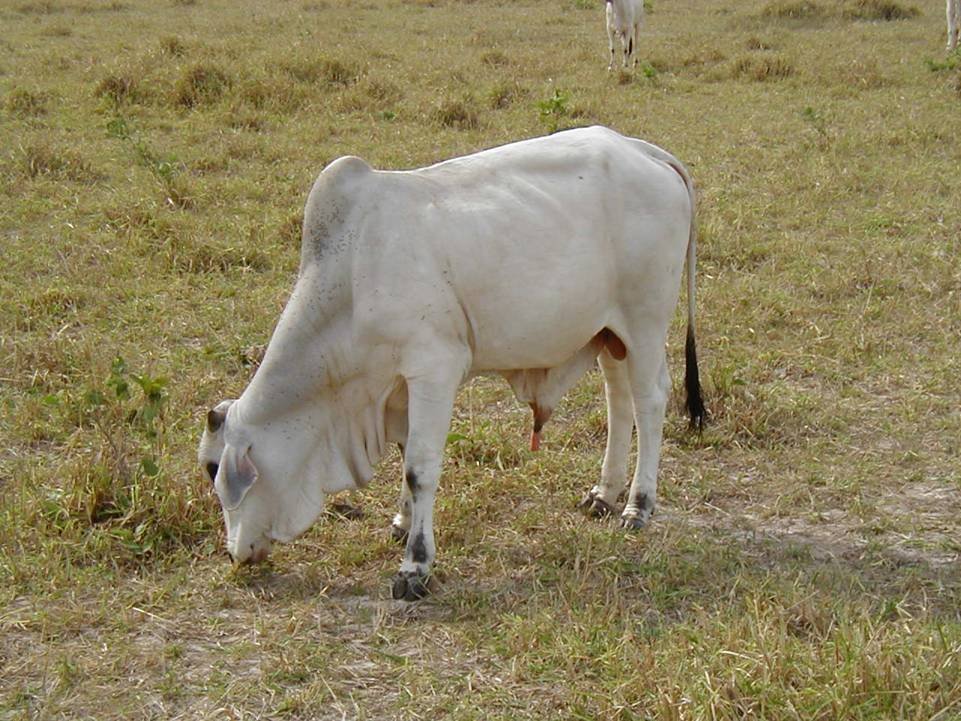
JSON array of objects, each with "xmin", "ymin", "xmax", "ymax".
[
  {"xmin": 207, "ymin": 407, "xmax": 226, "ymax": 433},
  {"xmin": 217, "ymin": 444, "xmax": 259, "ymax": 510}
]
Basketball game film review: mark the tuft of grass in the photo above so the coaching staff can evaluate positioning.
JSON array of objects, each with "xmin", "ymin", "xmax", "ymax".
[
  {"xmin": 730, "ymin": 53, "xmax": 795, "ymax": 81},
  {"xmin": 41, "ymin": 23, "xmax": 72, "ymax": 36},
  {"xmin": 94, "ymin": 74, "xmax": 138, "ymax": 105},
  {"xmin": 165, "ymin": 239, "xmax": 272, "ymax": 273},
  {"xmin": 433, "ymin": 95, "xmax": 481, "ymax": 129},
  {"xmin": 761, "ymin": 0, "xmax": 826, "ymax": 19},
  {"xmin": 280, "ymin": 56, "xmax": 357, "ymax": 86},
  {"xmin": 18, "ymin": 141, "xmax": 99, "ymax": 182},
  {"xmin": 16, "ymin": 1, "xmax": 56, "ymax": 14},
  {"xmin": 745, "ymin": 35, "xmax": 774, "ymax": 50},
  {"xmin": 237, "ymin": 76, "xmax": 308, "ymax": 113},
  {"xmin": 488, "ymin": 80, "xmax": 524, "ymax": 109},
  {"xmin": 763, "ymin": 0, "xmax": 918, "ymax": 22},
  {"xmin": 173, "ymin": 63, "xmax": 231, "ymax": 108},
  {"xmin": 159, "ymin": 35, "xmax": 187, "ymax": 56},
  {"xmin": 843, "ymin": 0, "xmax": 919, "ymax": 20},
  {"xmin": 340, "ymin": 77, "xmax": 403, "ymax": 113},
  {"xmin": 6, "ymin": 87, "xmax": 49, "ymax": 116},
  {"xmin": 480, "ymin": 49, "xmax": 510, "ymax": 67},
  {"xmin": 925, "ymin": 55, "xmax": 960, "ymax": 72}
]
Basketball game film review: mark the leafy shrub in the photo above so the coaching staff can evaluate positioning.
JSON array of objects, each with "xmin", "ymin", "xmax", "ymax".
[
  {"xmin": 537, "ymin": 88, "xmax": 570, "ymax": 132},
  {"xmin": 33, "ymin": 357, "xmax": 213, "ymax": 564}
]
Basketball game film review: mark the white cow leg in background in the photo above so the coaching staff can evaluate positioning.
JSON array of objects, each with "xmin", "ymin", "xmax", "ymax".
[
  {"xmin": 621, "ymin": 347, "xmax": 670, "ymax": 530},
  {"xmin": 391, "ymin": 357, "xmax": 466, "ymax": 601},
  {"xmin": 949, "ymin": 0, "xmax": 960, "ymax": 51},
  {"xmin": 580, "ymin": 350, "xmax": 634, "ymax": 516}
]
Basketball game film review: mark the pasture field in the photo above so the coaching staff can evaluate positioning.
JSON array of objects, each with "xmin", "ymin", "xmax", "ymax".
[{"xmin": 2, "ymin": 0, "xmax": 960, "ymax": 718}]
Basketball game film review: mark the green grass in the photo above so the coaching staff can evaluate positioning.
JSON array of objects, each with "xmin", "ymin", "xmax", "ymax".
[{"xmin": 2, "ymin": 0, "xmax": 960, "ymax": 718}]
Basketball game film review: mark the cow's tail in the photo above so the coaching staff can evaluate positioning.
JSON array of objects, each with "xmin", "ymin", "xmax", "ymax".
[{"xmin": 663, "ymin": 156, "xmax": 706, "ymax": 431}]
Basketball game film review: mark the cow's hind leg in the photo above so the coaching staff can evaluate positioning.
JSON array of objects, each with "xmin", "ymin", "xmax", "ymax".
[
  {"xmin": 391, "ymin": 355, "xmax": 466, "ymax": 601},
  {"xmin": 621, "ymin": 346, "xmax": 670, "ymax": 530},
  {"xmin": 580, "ymin": 349, "xmax": 634, "ymax": 517}
]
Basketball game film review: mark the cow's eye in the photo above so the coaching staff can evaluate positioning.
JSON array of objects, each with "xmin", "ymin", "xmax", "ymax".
[{"xmin": 206, "ymin": 462, "xmax": 219, "ymax": 482}]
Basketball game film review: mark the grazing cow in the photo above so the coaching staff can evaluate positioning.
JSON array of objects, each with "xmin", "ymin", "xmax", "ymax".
[
  {"xmin": 198, "ymin": 126, "xmax": 705, "ymax": 601},
  {"xmin": 606, "ymin": 0, "xmax": 645, "ymax": 71},
  {"xmin": 949, "ymin": 0, "xmax": 960, "ymax": 51}
]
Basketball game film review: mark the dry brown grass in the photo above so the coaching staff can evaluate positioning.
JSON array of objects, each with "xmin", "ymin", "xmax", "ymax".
[{"xmin": 1, "ymin": 0, "xmax": 960, "ymax": 718}]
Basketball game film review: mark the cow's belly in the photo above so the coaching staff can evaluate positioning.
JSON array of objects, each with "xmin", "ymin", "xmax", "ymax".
[{"xmin": 461, "ymin": 253, "xmax": 615, "ymax": 371}]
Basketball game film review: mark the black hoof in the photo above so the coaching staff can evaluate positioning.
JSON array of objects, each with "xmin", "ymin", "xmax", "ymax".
[
  {"xmin": 578, "ymin": 491, "xmax": 615, "ymax": 518},
  {"xmin": 390, "ymin": 524, "xmax": 409, "ymax": 544},
  {"xmin": 620, "ymin": 511, "xmax": 651, "ymax": 530},
  {"xmin": 589, "ymin": 498, "xmax": 616, "ymax": 518},
  {"xmin": 327, "ymin": 502, "xmax": 364, "ymax": 520},
  {"xmin": 391, "ymin": 571, "xmax": 430, "ymax": 601}
]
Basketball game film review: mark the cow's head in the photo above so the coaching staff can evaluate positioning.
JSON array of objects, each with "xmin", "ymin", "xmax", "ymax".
[
  {"xmin": 199, "ymin": 392, "xmax": 380, "ymax": 565},
  {"xmin": 198, "ymin": 399, "xmax": 274, "ymax": 564}
]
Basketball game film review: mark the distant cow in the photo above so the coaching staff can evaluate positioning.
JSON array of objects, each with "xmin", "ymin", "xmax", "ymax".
[
  {"xmin": 198, "ymin": 126, "xmax": 704, "ymax": 601},
  {"xmin": 606, "ymin": 0, "xmax": 645, "ymax": 70},
  {"xmin": 949, "ymin": 0, "xmax": 960, "ymax": 51}
]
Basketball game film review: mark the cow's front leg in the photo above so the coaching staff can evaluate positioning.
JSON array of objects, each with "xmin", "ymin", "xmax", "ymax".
[{"xmin": 391, "ymin": 364, "xmax": 463, "ymax": 601}]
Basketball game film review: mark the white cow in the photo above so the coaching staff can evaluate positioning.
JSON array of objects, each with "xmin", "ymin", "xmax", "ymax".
[
  {"xmin": 949, "ymin": 0, "xmax": 960, "ymax": 51},
  {"xmin": 198, "ymin": 126, "xmax": 705, "ymax": 601},
  {"xmin": 606, "ymin": 0, "xmax": 645, "ymax": 71}
]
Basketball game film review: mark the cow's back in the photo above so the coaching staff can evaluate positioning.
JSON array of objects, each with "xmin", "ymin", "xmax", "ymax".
[{"xmin": 342, "ymin": 127, "xmax": 693, "ymax": 371}]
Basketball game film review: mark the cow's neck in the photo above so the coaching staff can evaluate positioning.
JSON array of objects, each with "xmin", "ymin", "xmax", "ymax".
[{"xmin": 240, "ymin": 263, "xmax": 355, "ymax": 425}]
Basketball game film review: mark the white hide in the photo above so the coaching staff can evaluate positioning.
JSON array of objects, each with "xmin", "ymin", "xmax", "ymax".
[
  {"xmin": 606, "ymin": 0, "xmax": 644, "ymax": 70},
  {"xmin": 198, "ymin": 126, "xmax": 700, "ymax": 590},
  {"xmin": 949, "ymin": 0, "xmax": 960, "ymax": 51}
]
